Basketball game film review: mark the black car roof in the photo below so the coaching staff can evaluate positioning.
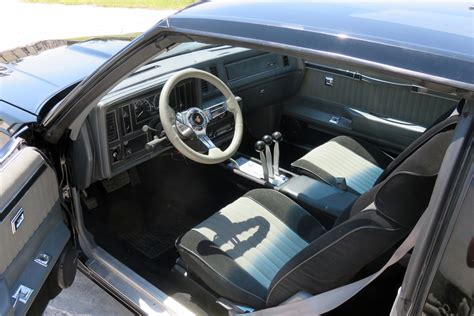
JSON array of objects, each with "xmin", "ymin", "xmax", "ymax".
[
  {"xmin": 1, "ymin": 1, "xmax": 473, "ymax": 121},
  {"xmin": 167, "ymin": 1, "xmax": 474, "ymax": 85}
]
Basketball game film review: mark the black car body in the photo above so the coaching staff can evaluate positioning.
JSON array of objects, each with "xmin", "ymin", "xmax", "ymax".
[{"xmin": 0, "ymin": 2, "xmax": 473, "ymax": 315}]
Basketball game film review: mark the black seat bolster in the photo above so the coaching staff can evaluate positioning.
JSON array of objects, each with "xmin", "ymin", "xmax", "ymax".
[
  {"xmin": 266, "ymin": 170, "xmax": 438, "ymax": 306},
  {"xmin": 375, "ymin": 172, "xmax": 437, "ymax": 228},
  {"xmin": 177, "ymin": 230, "xmax": 268, "ymax": 308},
  {"xmin": 265, "ymin": 212, "xmax": 405, "ymax": 307},
  {"xmin": 375, "ymin": 115, "xmax": 458, "ymax": 184}
]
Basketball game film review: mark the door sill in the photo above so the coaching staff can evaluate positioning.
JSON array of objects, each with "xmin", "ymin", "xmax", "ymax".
[{"xmin": 84, "ymin": 246, "xmax": 194, "ymax": 316}]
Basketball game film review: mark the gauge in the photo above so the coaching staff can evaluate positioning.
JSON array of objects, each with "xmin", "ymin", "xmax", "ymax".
[
  {"xmin": 133, "ymin": 98, "xmax": 156, "ymax": 123},
  {"xmin": 152, "ymin": 94, "xmax": 160, "ymax": 111}
]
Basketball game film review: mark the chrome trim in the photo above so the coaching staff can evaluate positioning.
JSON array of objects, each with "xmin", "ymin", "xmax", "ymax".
[
  {"xmin": 87, "ymin": 246, "xmax": 194, "ymax": 316},
  {"xmin": 11, "ymin": 208, "xmax": 25, "ymax": 234},
  {"xmin": 12, "ymin": 285, "xmax": 33, "ymax": 306},
  {"xmin": 34, "ymin": 253, "xmax": 52, "ymax": 268},
  {"xmin": 0, "ymin": 137, "xmax": 23, "ymax": 165},
  {"xmin": 324, "ymin": 76, "xmax": 334, "ymax": 86}
]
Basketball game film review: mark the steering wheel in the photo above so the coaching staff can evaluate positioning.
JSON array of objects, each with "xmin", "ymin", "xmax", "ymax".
[{"xmin": 159, "ymin": 68, "xmax": 243, "ymax": 164}]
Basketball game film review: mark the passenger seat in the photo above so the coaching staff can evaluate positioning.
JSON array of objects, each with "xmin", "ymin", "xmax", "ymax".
[{"xmin": 291, "ymin": 116, "xmax": 459, "ymax": 195}]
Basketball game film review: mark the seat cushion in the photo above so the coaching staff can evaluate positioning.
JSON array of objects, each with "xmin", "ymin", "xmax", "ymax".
[
  {"xmin": 177, "ymin": 189, "xmax": 326, "ymax": 308},
  {"xmin": 292, "ymin": 136, "xmax": 392, "ymax": 194}
]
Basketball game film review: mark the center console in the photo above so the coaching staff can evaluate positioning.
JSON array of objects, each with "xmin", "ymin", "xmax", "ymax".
[
  {"xmin": 227, "ymin": 132, "xmax": 358, "ymax": 226},
  {"xmin": 279, "ymin": 175, "xmax": 358, "ymax": 226},
  {"xmin": 228, "ymin": 131, "xmax": 292, "ymax": 188}
]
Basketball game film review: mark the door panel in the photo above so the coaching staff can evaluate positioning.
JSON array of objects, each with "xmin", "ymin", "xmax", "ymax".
[
  {"xmin": 283, "ymin": 64, "xmax": 457, "ymax": 151},
  {"xmin": 0, "ymin": 143, "xmax": 71, "ymax": 315}
]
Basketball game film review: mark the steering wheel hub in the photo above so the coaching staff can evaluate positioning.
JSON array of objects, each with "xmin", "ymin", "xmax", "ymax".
[{"xmin": 188, "ymin": 108, "xmax": 208, "ymax": 129}]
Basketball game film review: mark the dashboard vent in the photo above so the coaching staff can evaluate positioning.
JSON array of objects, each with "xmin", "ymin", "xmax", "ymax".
[
  {"xmin": 171, "ymin": 80, "xmax": 196, "ymax": 109},
  {"xmin": 209, "ymin": 65, "xmax": 218, "ymax": 77},
  {"xmin": 106, "ymin": 111, "xmax": 118, "ymax": 143},
  {"xmin": 283, "ymin": 55, "xmax": 289, "ymax": 66},
  {"xmin": 201, "ymin": 79, "xmax": 209, "ymax": 93}
]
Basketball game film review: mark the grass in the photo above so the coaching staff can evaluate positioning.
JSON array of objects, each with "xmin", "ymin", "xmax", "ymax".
[{"xmin": 24, "ymin": 0, "xmax": 195, "ymax": 9}]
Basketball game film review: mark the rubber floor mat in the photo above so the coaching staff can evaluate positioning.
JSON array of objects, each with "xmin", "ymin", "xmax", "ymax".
[{"xmin": 119, "ymin": 230, "xmax": 178, "ymax": 259}]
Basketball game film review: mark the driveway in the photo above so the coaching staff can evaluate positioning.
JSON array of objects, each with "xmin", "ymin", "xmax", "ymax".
[
  {"xmin": 1, "ymin": 0, "xmax": 174, "ymax": 52},
  {"xmin": 44, "ymin": 272, "xmax": 133, "ymax": 316}
]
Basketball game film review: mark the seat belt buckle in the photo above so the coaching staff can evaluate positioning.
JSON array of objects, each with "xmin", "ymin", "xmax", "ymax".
[{"xmin": 335, "ymin": 177, "xmax": 348, "ymax": 191}]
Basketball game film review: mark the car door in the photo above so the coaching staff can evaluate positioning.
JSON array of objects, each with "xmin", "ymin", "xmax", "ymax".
[
  {"xmin": 283, "ymin": 63, "xmax": 458, "ymax": 152},
  {"xmin": 0, "ymin": 129, "xmax": 73, "ymax": 315}
]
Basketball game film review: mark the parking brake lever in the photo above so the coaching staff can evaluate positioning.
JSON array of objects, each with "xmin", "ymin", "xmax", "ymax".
[
  {"xmin": 272, "ymin": 131, "xmax": 282, "ymax": 176},
  {"xmin": 255, "ymin": 140, "xmax": 269, "ymax": 182},
  {"xmin": 262, "ymin": 135, "xmax": 274, "ymax": 179}
]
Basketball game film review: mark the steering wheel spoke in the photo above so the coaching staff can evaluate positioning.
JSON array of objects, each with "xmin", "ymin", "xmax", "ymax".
[
  {"xmin": 175, "ymin": 111, "xmax": 194, "ymax": 138},
  {"xmin": 197, "ymin": 133, "xmax": 217, "ymax": 150}
]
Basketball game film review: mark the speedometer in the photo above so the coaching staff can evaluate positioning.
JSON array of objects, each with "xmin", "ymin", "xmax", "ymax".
[{"xmin": 133, "ymin": 97, "xmax": 156, "ymax": 123}]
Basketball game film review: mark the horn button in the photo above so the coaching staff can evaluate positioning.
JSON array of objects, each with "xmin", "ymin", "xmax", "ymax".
[{"xmin": 186, "ymin": 108, "xmax": 208, "ymax": 131}]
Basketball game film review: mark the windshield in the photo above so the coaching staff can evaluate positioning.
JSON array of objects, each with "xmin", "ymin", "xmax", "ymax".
[{"xmin": 151, "ymin": 42, "xmax": 217, "ymax": 63}]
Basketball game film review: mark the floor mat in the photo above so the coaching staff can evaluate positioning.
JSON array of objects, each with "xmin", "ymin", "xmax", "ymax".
[{"xmin": 119, "ymin": 229, "xmax": 177, "ymax": 259}]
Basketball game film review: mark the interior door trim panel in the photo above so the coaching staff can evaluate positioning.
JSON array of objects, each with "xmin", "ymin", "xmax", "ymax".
[
  {"xmin": 0, "ymin": 146, "xmax": 70, "ymax": 315},
  {"xmin": 0, "ymin": 164, "xmax": 47, "ymax": 222},
  {"xmin": 284, "ymin": 64, "xmax": 457, "ymax": 150},
  {"xmin": 304, "ymin": 63, "xmax": 458, "ymax": 101}
]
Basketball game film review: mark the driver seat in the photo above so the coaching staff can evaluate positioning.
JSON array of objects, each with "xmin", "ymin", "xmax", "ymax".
[{"xmin": 176, "ymin": 121, "xmax": 455, "ymax": 309}]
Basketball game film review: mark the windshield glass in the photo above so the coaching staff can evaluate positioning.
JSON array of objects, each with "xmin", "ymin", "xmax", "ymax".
[{"xmin": 151, "ymin": 42, "xmax": 216, "ymax": 62}]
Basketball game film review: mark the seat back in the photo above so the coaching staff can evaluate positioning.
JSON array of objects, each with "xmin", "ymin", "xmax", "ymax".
[
  {"xmin": 265, "ymin": 125, "xmax": 455, "ymax": 307},
  {"xmin": 375, "ymin": 115, "xmax": 458, "ymax": 185}
]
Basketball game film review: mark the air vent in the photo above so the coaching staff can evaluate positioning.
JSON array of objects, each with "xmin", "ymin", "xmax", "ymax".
[
  {"xmin": 170, "ymin": 80, "xmax": 196, "ymax": 109},
  {"xmin": 201, "ymin": 79, "xmax": 209, "ymax": 93},
  {"xmin": 209, "ymin": 65, "xmax": 218, "ymax": 77},
  {"xmin": 106, "ymin": 111, "xmax": 118, "ymax": 143},
  {"xmin": 282, "ymin": 55, "xmax": 289, "ymax": 66}
]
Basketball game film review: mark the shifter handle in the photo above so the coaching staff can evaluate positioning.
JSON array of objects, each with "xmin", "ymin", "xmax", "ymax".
[
  {"xmin": 262, "ymin": 135, "xmax": 274, "ymax": 179},
  {"xmin": 262, "ymin": 135, "xmax": 273, "ymax": 145},
  {"xmin": 272, "ymin": 131, "xmax": 282, "ymax": 176},
  {"xmin": 255, "ymin": 140, "xmax": 269, "ymax": 182},
  {"xmin": 254, "ymin": 140, "xmax": 265, "ymax": 152},
  {"xmin": 272, "ymin": 131, "xmax": 283, "ymax": 143}
]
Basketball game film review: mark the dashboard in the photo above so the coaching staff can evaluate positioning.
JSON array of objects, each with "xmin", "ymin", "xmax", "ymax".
[
  {"xmin": 73, "ymin": 46, "xmax": 304, "ymax": 188},
  {"xmin": 104, "ymin": 80, "xmax": 198, "ymax": 167}
]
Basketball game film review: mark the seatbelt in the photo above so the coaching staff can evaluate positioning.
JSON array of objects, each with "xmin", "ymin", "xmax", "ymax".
[{"xmin": 240, "ymin": 211, "xmax": 427, "ymax": 316}]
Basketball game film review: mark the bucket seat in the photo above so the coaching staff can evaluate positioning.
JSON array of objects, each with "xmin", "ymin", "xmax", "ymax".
[
  {"xmin": 291, "ymin": 116, "xmax": 458, "ymax": 194},
  {"xmin": 176, "ymin": 117, "xmax": 456, "ymax": 308}
]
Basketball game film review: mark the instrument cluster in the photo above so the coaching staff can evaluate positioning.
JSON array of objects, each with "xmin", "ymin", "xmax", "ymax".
[{"xmin": 132, "ymin": 94, "xmax": 160, "ymax": 124}]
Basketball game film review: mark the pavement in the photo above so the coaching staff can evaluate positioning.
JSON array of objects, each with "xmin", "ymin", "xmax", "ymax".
[
  {"xmin": 1, "ymin": 1, "xmax": 175, "ymax": 314},
  {"xmin": 1, "ymin": 0, "xmax": 175, "ymax": 52},
  {"xmin": 43, "ymin": 272, "xmax": 133, "ymax": 316}
]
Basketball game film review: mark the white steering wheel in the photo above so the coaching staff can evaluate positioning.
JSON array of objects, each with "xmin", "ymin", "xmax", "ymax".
[{"xmin": 159, "ymin": 68, "xmax": 243, "ymax": 164}]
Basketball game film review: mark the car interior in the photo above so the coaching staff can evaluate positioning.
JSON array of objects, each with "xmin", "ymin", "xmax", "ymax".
[{"xmin": 69, "ymin": 42, "xmax": 461, "ymax": 314}]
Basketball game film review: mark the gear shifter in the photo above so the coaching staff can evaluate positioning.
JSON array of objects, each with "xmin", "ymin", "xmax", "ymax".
[
  {"xmin": 255, "ymin": 140, "xmax": 269, "ymax": 182},
  {"xmin": 272, "ymin": 131, "xmax": 282, "ymax": 176},
  {"xmin": 262, "ymin": 135, "xmax": 274, "ymax": 179}
]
